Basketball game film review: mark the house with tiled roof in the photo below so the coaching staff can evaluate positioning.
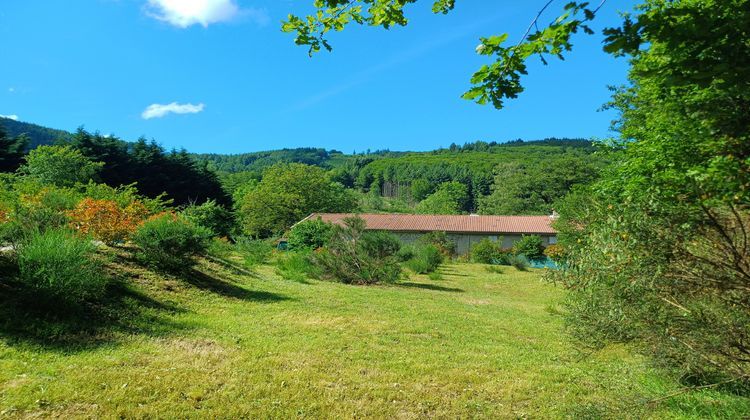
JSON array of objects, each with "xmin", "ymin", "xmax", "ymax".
[{"xmin": 298, "ymin": 213, "xmax": 558, "ymax": 255}]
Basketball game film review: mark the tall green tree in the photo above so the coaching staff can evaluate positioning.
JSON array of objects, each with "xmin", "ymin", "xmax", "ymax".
[
  {"xmin": 415, "ymin": 181, "xmax": 469, "ymax": 214},
  {"xmin": 19, "ymin": 145, "xmax": 103, "ymax": 187},
  {"xmin": 0, "ymin": 126, "xmax": 28, "ymax": 173},
  {"xmin": 238, "ymin": 163, "xmax": 358, "ymax": 237},
  {"xmin": 479, "ymin": 154, "xmax": 600, "ymax": 215},
  {"xmin": 550, "ymin": 0, "xmax": 750, "ymax": 382},
  {"xmin": 67, "ymin": 129, "xmax": 229, "ymax": 206}
]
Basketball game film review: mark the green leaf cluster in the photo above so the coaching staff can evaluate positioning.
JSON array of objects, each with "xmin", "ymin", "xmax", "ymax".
[{"xmin": 238, "ymin": 163, "xmax": 358, "ymax": 237}]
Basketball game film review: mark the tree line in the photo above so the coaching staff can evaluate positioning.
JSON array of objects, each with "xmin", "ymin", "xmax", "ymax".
[{"xmin": 0, "ymin": 126, "xmax": 228, "ymax": 206}]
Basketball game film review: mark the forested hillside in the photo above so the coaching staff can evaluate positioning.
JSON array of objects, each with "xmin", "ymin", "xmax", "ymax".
[
  {"xmin": 1, "ymin": 116, "xmax": 604, "ymax": 218},
  {"xmin": 343, "ymin": 140, "xmax": 602, "ymax": 212},
  {"xmin": 0, "ymin": 116, "xmax": 71, "ymax": 149}
]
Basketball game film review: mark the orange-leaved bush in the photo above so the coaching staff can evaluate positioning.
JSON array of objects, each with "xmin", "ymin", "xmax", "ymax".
[
  {"xmin": 543, "ymin": 244, "xmax": 566, "ymax": 263},
  {"xmin": 68, "ymin": 198, "xmax": 148, "ymax": 244}
]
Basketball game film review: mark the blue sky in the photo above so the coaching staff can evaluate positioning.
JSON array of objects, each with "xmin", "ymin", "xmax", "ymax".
[{"xmin": 0, "ymin": 0, "xmax": 638, "ymax": 154}]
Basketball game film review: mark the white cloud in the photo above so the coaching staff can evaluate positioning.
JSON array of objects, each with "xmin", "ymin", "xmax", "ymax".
[
  {"xmin": 0, "ymin": 114, "xmax": 18, "ymax": 121},
  {"xmin": 141, "ymin": 102, "xmax": 205, "ymax": 119},
  {"xmin": 145, "ymin": 0, "xmax": 268, "ymax": 28}
]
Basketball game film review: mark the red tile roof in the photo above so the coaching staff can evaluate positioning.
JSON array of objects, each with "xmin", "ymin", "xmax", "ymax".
[{"xmin": 302, "ymin": 213, "xmax": 557, "ymax": 235}]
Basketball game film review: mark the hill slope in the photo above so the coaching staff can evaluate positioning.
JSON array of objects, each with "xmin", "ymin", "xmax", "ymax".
[
  {"xmin": 1, "ymin": 250, "xmax": 747, "ymax": 417},
  {"xmin": 0, "ymin": 117, "xmax": 71, "ymax": 149}
]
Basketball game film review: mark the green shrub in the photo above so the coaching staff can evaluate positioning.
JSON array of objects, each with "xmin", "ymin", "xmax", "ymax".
[
  {"xmin": 16, "ymin": 228, "xmax": 107, "ymax": 304},
  {"xmin": 427, "ymin": 272, "xmax": 443, "ymax": 281},
  {"xmin": 235, "ymin": 237, "xmax": 274, "ymax": 267},
  {"xmin": 513, "ymin": 235, "xmax": 545, "ymax": 261},
  {"xmin": 417, "ymin": 231, "xmax": 456, "ymax": 256},
  {"xmin": 81, "ymin": 182, "xmax": 170, "ymax": 214},
  {"xmin": 132, "ymin": 214, "xmax": 211, "ymax": 272},
  {"xmin": 360, "ymin": 231, "xmax": 402, "ymax": 259},
  {"xmin": 493, "ymin": 250, "xmax": 513, "ymax": 266},
  {"xmin": 509, "ymin": 254, "xmax": 530, "ymax": 271},
  {"xmin": 287, "ymin": 218, "xmax": 332, "ymax": 250},
  {"xmin": 405, "ymin": 244, "xmax": 444, "ymax": 274},
  {"xmin": 311, "ymin": 216, "xmax": 402, "ymax": 285},
  {"xmin": 396, "ymin": 244, "xmax": 416, "ymax": 262},
  {"xmin": 470, "ymin": 238, "xmax": 502, "ymax": 264},
  {"xmin": 207, "ymin": 237, "xmax": 234, "ymax": 259},
  {"xmin": 543, "ymin": 243, "xmax": 566, "ymax": 263},
  {"xmin": 20, "ymin": 145, "xmax": 103, "ymax": 187},
  {"xmin": 3, "ymin": 183, "xmax": 81, "ymax": 243},
  {"xmin": 181, "ymin": 199, "xmax": 235, "ymax": 238}
]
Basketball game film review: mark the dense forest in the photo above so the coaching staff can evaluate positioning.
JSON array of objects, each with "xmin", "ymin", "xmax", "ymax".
[{"xmin": 1, "ymin": 116, "xmax": 603, "ymax": 217}]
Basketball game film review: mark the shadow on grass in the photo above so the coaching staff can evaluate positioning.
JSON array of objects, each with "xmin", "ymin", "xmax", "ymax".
[
  {"xmin": 182, "ymin": 268, "xmax": 289, "ymax": 302},
  {"xmin": 397, "ymin": 282, "xmax": 465, "ymax": 293},
  {"xmin": 438, "ymin": 268, "xmax": 469, "ymax": 277},
  {"xmin": 0, "ymin": 246, "xmax": 288, "ymax": 353},
  {"xmin": 113, "ymin": 247, "xmax": 288, "ymax": 302},
  {"xmin": 0, "ymin": 276, "xmax": 188, "ymax": 353},
  {"xmin": 204, "ymin": 254, "xmax": 262, "ymax": 279}
]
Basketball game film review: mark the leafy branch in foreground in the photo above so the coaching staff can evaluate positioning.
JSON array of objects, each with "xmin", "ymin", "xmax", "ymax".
[{"xmin": 281, "ymin": 1, "xmax": 606, "ymax": 109}]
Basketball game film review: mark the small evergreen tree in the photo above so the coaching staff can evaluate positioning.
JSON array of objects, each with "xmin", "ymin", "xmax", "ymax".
[{"xmin": 0, "ymin": 127, "xmax": 28, "ymax": 173}]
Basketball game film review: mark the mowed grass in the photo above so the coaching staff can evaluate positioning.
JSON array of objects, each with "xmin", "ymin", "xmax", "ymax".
[{"xmin": 1, "ymin": 253, "xmax": 749, "ymax": 418}]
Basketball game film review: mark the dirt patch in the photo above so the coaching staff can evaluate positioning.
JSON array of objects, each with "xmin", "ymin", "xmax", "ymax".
[
  {"xmin": 463, "ymin": 298, "xmax": 493, "ymax": 306},
  {"xmin": 297, "ymin": 316, "xmax": 349, "ymax": 329}
]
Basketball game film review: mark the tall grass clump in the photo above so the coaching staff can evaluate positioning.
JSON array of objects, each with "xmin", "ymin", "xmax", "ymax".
[
  {"xmin": 132, "ymin": 214, "xmax": 211, "ymax": 272},
  {"xmin": 207, "ymin": 237, "xmax": 234, "ymax": 259},
  {"xmin": 275, "ymin": 250, "xmax": 319, "ymax": 282},
  {"xmin": 16, "ymin": 228, "xmax": 107, "ymax": 304},
  {"xmin": 235, "ymin": 237, "xmax": 274, "ymax": 267}
]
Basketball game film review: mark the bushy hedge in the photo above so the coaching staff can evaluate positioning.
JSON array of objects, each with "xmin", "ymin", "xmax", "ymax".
[
  {"xmin": 16, "ymin": 228, "xmax": 107, "ymax": 304},
  {"xmin": 181, "ymin": 199, "xmax": 235, "ymax": 238},
  {"xmin": 470, "ymin": 238, "xmax": 503, "ymax": 264},
  {"xmin": 513, "ymin": 235, "xmax": 545, "ymax": 261},
  {"xmin": 287, "ymin": 218, "xmax": 332, "ymax": 250},
  {"xmin": 405, "ymin": 244, "xmax": 444, "ymax": 274},
  {"xmin": 396, "ymin": 245, "xmax": 416, "ymax": 262},
  {"xmin": 543, "ymin": 243, "xmax": 565, "ymax": 263},
  {"xmin": 311, "ymin": 217, "xmax": 402, "ymax": 285},
  {"xmin": 2, "ymin": 183, "xmax": 80, "ymax": 243},
  {"xmin": 132, "ymin": 214, "xmax": 211, "ymax": 272},
  {"xmin": 67, "ymin": 198, "xmax": 147, "ymax": 245}
]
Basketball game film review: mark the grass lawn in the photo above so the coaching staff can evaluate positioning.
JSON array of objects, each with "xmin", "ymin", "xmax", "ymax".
[{"xmin": 0, "ymin": 252, "xmax": 748, "ymax": 418}]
